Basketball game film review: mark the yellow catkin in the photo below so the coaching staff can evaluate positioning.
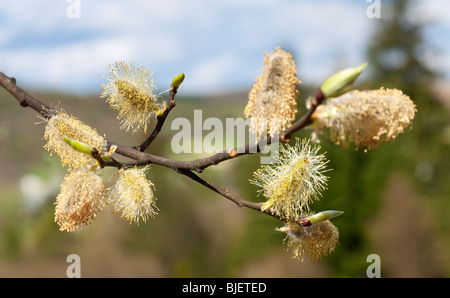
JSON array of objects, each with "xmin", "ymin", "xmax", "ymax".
[
  {"xmin": 277, "ymin": 220, "xmax": 339, "ymax": 261},
  {"xmin": 313, "ymin": 88, "xmax": 416, "ymax": 151},
  {"xmin": 44, "ymin": 111, "xmax": 107, "ymax": 170},
  {"xmin": 251, "ymin": 138, "xmax": 329, "ymax": 220},
  {"xmin": 106, "ymin": 167, "xmax": 158, "ymax": 224},
  {"xmin": 101, "ymin": 61, "xmax": 163, "ymax": 133},
  {"xmin": 55, "ymin": 169, "xmax": 105, "ymax": 232},
  {"xmin": 244, "ymin": 47, "xmax": 300, "ymax": 138}
]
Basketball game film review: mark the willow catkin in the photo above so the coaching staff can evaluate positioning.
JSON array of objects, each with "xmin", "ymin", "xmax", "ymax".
[
  {"xmin": 313, "ymin": 88, "xmax": 416, "ymax": 151},
  {"xmin": 245, "ymin": 47, "xmax": 300, "ymax": 138},
  {"xmin": 277, "ymin": 220, "xmax": 339, "ymax": 261},
  {"xmin": 106, "ymin": 167, "xmax": 158, "ymax": 225},
  {"xmin": 44, "ymin": 111, "xmax": 107, "ymax": 170},
  {"xmin": 251, "ymin": 138, "xmax": 329, "ymax": 219},
  {"xmin": 100, "ymin": 61, "xmax": 163, "ymax": 133},
  {"xmin": 55, "ymin": 169, "xmax": 105, "ymax": 232}
]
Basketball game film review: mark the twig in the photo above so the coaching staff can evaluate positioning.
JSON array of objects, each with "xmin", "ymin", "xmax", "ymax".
[
  {"xmin": 176, "ymin": 169, "xmax": 317, "ymax": 226},
  {"xmin": 177, "ymin": 168, "xmax": 263, "ymax": 210},
  {"xmin": 115, "ymin": 140, "xmax": 267, "ymax": 172},
  {"xmin": 0, "ymin": 72, "xmax": 52, "ymax": 118},
  {"xmin": 137, "ymin": 88, "xmax": 178, "ymax": 152},
  {"xmin": 280, "ymin": 89, "xmax": 325, "ymax": 142}
]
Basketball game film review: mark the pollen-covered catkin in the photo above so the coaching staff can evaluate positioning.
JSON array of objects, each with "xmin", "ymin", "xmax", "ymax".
[
  {"xmin": 245, "ymin": 47, "xmax": 300, "ymax": 138},
  {"xmin": 106, "ymin": 167, "xmax": 158, "ymax": 224},
  {"xmin": 101, "ymin": 61, "xmax": 163, "ymax": 133},
  {"xmin": 44, "ymin": 111, "xmax": 107, "ymax": 170},
  {"xmin": 313, "ymin": 88, "xmax": 416, "ymax": 151},
  {"xmin": 55, "ymin": 169, "xmax": 105, "ymax": 232},
  {"xmin": 277, "ymin": 220, "xmax": 339, "ymax": 261},
  {"xmin": 251, "ymin": 138, "xmax": 329, "ymax": 219}
]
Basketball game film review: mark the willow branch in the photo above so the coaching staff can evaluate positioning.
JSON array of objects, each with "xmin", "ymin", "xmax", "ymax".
[
  {"xmin": 0, "ymin": 72, "xmax": 52, "ymax": 118},
  {"xmin": 280, "ymin": 89, "xmax": 325, "ymax": 142},
  {"xmin": 137, "ymin": 88, "xmax": 178, "ymax": 152},
  {"xmin": 114, "ymin": 141, "xmax": 267, "ymax": 172},
  {"xmin": 177, "ymin": 169, "xmax": 263, "ymax": 210},
  {"xmin": 177, "ymin": 168, "xmax": 318, "ymax": 225},
  {"xmin": 112, "ymin": 96, "xmax": 324, "ymax": 172}
]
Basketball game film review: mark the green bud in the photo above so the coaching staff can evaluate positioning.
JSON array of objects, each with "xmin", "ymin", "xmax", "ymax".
[
  {"xmin": 320, "ymin": 63, "xmax": 367, "ymax": 98},
  {"xmin": 171, "ymin": 73, "xmax": 185, "ymax": 89},
  {"xmin": 304, "ymin": 210, "xmax": 343, "ymax": 224},
  {"xmin": 64, "ymin": 136, "xmax": 95, "ymax": 156},
  {"xmin": 261, "ymin": 197, "xmax": 275, "ymax": 212}
]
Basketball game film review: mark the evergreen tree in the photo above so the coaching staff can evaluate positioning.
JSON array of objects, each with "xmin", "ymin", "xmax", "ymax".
[
  {"xmin": 367, "ymin": 0, "xmax": 449, "ymax": 194},
  {"xmin": 322, "ymin": 0, "xmax": 449, "ymax": 277},
  {"xmin": 364, "ymin": 0, "xmax": 450, "ymax": 276}
]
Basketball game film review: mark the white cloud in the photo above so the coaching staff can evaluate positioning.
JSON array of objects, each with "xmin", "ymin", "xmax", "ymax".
[
  {"xmin": 0, "ymin": 0, "xmax": 448, "ymax": 95},
  {"xmin": 188, "ymin": 52, "xmax": 243, "ymax": 93}
]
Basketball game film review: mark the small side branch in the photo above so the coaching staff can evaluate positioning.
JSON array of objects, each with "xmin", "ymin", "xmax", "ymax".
[
  {"xmin": 176, "ymin": 168, "xmax": 317, "ymax": 226},
  {"xmin": 137, "ymin": 88, "xmax": 178, "ymax": 152},
  {"xmin": 177, "ymin": 168, "xmax": 263, "ymax": 211},
  {"xmin": 280, "ymin": 89, "xmax": 325, "ymax": 142}
]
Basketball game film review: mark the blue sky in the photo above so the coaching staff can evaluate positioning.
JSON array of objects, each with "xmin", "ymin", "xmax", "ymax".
[{"xmin": 0, "ymin": 0, "xmax": 449, "ymax": 96}]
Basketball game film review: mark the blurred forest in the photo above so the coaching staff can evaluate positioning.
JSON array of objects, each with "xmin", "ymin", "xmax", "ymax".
[{"xmin": 0, "ymin": 0, "xmax": 449, "ymax": 277}]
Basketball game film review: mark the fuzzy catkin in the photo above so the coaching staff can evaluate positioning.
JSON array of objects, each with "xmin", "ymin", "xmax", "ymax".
[
  {"xmin": 278, "ymin": 220, "xmax": 339, "ymax": 261},
  {"xmin": 313, "ymin": 88, "xmax": 416, "ymax": 151},
  {"xmin": 251, "ymin": 138, "xmax": 329, "ymax": 219},
  {"xmin": 44, "ymin": 111, "xmax": 107, "ymax": 170},
  {"xmin": 245, "ymin": 47, "xmax": 300, "ymax": 138},
  {"xmin": 106, "ymin": 167, "xmax": 158, "ymax": 224},
  {"xmin": 101, "ymin": 61, "xmax": 162, "ymax": 133},
  {"xmin": 55, "ymin": 169, "xmax": 105, "ymax": 232}
]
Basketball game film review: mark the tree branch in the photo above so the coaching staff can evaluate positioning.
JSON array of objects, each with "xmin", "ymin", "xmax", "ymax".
[
  {"xmin": 280, "ymin": 89, "xmax": 325, "ymax": 142},
  {"xmin": 136, "ymin": 88, "xmax": 178, "ymax": 152},
  {"xmin": 0, "ymin": 72, "xmax": 52, "ymax": 118},
  {"xmin": 177, "ymin": 168, "xmax": 319, "ymax": 226},
  {"xmin": 113, "ymin": 141, "xmax": 267, "ymax": 172},
  {"xmin": 177, "ymin": 168, "xmax": 263, "ymax": 210}
]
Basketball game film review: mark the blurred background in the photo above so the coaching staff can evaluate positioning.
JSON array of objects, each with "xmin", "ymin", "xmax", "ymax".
[{"xmin": 0, "ymin": 0, "xmax": 449, "ymax": 277}]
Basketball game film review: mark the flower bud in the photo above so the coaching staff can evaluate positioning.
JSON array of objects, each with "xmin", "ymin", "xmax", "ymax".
[
  {"xmin": 320, "ymin": 63, "xmax": 367, "ymax": 98},
  {"xmin": 171, "ymin": 73, "xmax": 185, "ymax": 89},
  {"xmin": 303, "ymin": 210, "xmax": 343, "ymax": 225},
  {"xmin": 64, "ymin": 136, "xmax": 95, "ymax": 156}
]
